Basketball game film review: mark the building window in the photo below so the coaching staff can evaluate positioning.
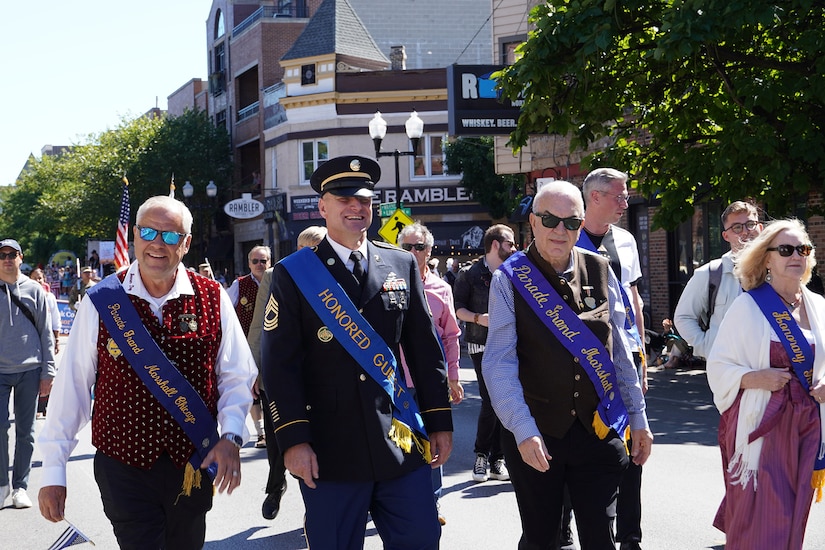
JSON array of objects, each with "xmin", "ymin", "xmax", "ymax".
[
  {"xmin": 215, "ymin": 10, "xmax": 225, "ymax": 39},
  {"xmin": 413, "ymin": 135, "xmax": 447, "ymax": 178},
  {"xmin": 301, "ymin": 63, "xmax": 316, "ymax": 85},
  {"xmin": 215, "ymin": 110, "xmax": 227, "ymax": 131},
  {"xmin": 301, "ymin": 140, "xmax": 329, "ymax": 183}
]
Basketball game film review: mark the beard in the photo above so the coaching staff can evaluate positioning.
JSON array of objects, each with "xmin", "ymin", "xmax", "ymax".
[{"xmin": 498, "ymin": 245, "xmax": 514, "ymax": 262}]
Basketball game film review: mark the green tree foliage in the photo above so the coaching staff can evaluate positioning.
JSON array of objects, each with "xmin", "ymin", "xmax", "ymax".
[
  {"xmin": 444, "ymin": 136, "xmax": 524, "ymax": 220},
  {"xmin": 0, "ymin": 109, "xmax": 232, "ymax": 266},
  {"xmin": 496, "ymin": 0, "xmax": 825, "ymax": 229}
]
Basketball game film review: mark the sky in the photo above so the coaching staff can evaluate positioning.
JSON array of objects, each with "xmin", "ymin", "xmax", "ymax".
[{"xmin": 1, "ymin": 0, "xmax": 211, "ymax": 186}]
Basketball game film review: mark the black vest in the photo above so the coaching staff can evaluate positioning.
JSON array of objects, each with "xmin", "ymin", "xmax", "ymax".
[{"xmin": 514, "ymin": 245, "xmax": 612, "ymax": 438}]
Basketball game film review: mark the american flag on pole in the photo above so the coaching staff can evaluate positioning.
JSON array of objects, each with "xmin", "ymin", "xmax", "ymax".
[
  {"xmin": 47, "ymin": 521, "xmax": 95, "ymax": 549},
  {"xmin": 114, "ymin": 177, "xmax": 131, "ymax": 270}
]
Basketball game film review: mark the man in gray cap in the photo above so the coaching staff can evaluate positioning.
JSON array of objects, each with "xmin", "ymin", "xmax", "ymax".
[
  {"xmin": 260, "ymin": 156, "xmax": 453, "ymax": 549},
  {"xmin": 0, "ymin": 238, "xmax": 55, "ymax": 509}
]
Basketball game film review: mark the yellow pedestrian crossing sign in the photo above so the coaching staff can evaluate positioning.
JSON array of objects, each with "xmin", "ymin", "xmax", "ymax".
[{"xmin": 378, "ymin": 208, "xmax": 415, "ymax": 245}]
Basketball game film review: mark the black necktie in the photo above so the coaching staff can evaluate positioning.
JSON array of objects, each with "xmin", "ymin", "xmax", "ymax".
[{"xmin": 350, "ymin": 251, "xmax": 365, "ymax": 286}]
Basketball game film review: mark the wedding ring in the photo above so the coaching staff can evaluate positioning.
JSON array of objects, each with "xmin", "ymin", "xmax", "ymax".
[{"xmin": 232, "ymin": 471, "xmax": 239, "ymax": 477}]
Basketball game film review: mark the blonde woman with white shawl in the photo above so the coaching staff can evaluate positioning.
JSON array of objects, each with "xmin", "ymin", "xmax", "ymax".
[{"xmin": 707, "ymin": 219, "xmax": 825, "ymax": 550}]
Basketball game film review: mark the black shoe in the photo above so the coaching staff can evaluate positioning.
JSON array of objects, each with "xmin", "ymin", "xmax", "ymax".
[
  {"xmin": 619, "ymin": 542, "xmax": 642, "ymax": 550},
  {"xmin": 262, "ymin": 482, "xmax": 287, "ymax": 520}
]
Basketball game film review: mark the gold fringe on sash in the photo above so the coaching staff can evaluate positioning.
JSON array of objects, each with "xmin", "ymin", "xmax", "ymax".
[
  {"xmin": 389, "ymin": 418, "xmax": 432, "ymax": 463},
  {"xmin": 812, "ymin": 469, "xmax": 825, "ymax": 503},
  {"xmin": 592, "ymin": 413, "xmax": 631, "ymax": 454},
  {"xmin": 592, "ymin": 411, "xmax": 610, "ymax": 440},
  {"xmin": 175, "ymin": 463, "xmax": 205, "ymax": 505}
]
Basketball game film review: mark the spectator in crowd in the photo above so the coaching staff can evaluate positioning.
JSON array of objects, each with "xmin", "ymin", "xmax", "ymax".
[
  {"xmin": 674, "ymin": 201, "xmax": 763, "ymax": 359},
  {"xmin": 707, "ymin": 219, "xmax": 824, "ymax": 549},
  {"xmin": 454, "ymin": 224, "xmax": 516, "ymax": 483},
  {"xmin": 68, "ymin": 266, "xmax": 96, "ymax": 311},
  {"xmin": 227, "ymin": 245, "xmax": 272, "ymax": 451},
  {"xmin": 247, "ymin": 226, "xmax": 326, "ymax": 520},
  {"xmin": 399, "ymin": 222, "xmax": 464, "ymax": 525},
  {"xmin": 443, "ymin": 257, "xmax": 459, "ymax": 288},
  {"xmin": 260, "ymin": 156, "xmax": 453, "ymax": 548},
  {"xmin": 0, "ymin": 239, "xmax": 55, "ymax": 509},
  {"xmin": 38, "ymin": 196, "xmax": 257, "ymax": 548},
  {"xmin": 482, "ymin": 180, "xmax": 652, "ymax": 549}
]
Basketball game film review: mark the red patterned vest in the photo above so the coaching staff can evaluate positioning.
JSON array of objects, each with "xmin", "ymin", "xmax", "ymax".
[
  {"xmin": 91, "ymin": 270, "xmax": 223, "ymax": 470},
  {"xmin": 234, "ymin": 274, "xmax": 258, "ymax": 336}
]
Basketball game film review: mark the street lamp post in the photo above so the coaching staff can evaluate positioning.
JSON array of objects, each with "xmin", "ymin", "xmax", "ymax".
[
  {"xmin": 181, "ymin": 179, "xmax": 218, "ymax": 264},
  {"xmin": 368, "ymin": 111, "xmax": 424, "ymax": 210}
]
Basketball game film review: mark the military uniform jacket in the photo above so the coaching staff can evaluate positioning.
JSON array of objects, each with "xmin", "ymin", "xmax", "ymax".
[{"xmin": 261, "ymin": 237, "xmax": 452, "ymax": 482}]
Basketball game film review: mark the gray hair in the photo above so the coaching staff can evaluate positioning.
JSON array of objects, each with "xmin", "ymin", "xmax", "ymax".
[
  {"xmin": 397, "ymin": 222, "xmax": 434, "ymax": 247},
  {"xmin": 582, "ymin": 167, "xmax": 628, "ymax": 205},
  {"xmin": 136, "ymin": 196, "xmax": 193, "ymax": 234}
]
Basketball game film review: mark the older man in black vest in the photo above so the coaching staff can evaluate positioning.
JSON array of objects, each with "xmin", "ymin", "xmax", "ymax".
[{"xmin": 483, "ymin": 180, "xmax": 653, "ymax": 550}]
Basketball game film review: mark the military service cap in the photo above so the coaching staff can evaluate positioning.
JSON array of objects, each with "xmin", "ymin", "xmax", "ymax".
[{"xmin": 310, "ymin": 155, "xmax": 380, "ymax": 198}]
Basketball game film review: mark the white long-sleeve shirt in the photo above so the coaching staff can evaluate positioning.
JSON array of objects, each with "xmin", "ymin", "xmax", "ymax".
[{"xmin": 38, "ymin": 262, "xmax": 257, "ymax": 487}]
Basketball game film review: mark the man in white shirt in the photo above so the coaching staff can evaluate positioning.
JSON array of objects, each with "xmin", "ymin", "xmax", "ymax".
[
  {"xmin": 38, "ymin": 196, "xmax": 256, "ymax": 549},
  {"xmin": 674, "ymin": 201, "xmax": 762, "ymax": 359}
]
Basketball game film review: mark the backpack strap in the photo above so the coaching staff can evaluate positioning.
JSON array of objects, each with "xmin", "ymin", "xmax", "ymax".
[
  {"xmin": 1, "ymin": 284, "xmax": 39, "ymax": 334},
  {"xmin": 702, "ymin": 258, "xmax": 724, "ymax": 331}
]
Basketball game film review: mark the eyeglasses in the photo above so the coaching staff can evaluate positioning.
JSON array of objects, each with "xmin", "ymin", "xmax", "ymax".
[
  {"xmin": 250, "ymin": 258, "xmax": 270, "ymax": 265},
  {"xmin": 499, "ymin": 239, "xmax": 516, "ymax": 249},
  {"xmin": 767, "ymin": 244, "xmax": 814, "ymax": 257},
  {"xmin": 137, "ymin": 225, "xmax": 187, "ymax": 246},
  {"xmin": 598, "ymin": 190, "xmax": 630, "ymax": 204},
  {"xmin": 533, "ymin": 212, "xmax": 584, "ymax": 231},
  {"xmin": 0, "ymin": 251, "xmax": 19, "ymax": 260},
  {"xmin": 723, "ymin": 220, "xmax": 759, "ymax": 234},
  {"xmin": 401, "ymin": 243, "xmax": 428, "ymax": 252}
]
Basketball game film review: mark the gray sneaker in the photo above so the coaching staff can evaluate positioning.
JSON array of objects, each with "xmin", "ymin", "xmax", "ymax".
[
  {"xmin": 489, "ymin": 458, "xmax": 510, "ymax": 481},
  {"xmin": 472, "ymin": 453, "xmax": 489, "ymax": 482}
]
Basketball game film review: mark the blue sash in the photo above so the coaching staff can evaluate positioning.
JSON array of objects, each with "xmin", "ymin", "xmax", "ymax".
[
  {"xmin": 87, "ymin": 275, "xmax": 219, "ymax": 480},
  {"xmin": 748, "ymin": 283, "xmax": 825, "ymax": 483},
  {"xmin": 500, "ymin": 251, "xmax": 629, "ymax": 438},
  {"xmin": 280, "ymin": 247, "xmax": 431, "ymax": 461},
  {"xmin": 576, "ymin": 233, "xmax": 643, "ymax": 346}
]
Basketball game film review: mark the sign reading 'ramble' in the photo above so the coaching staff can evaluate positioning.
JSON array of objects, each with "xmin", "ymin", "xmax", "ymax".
[
  {"xmin": 224, "ymin": 193, "xmax": 264, "ymax": 219},
  {"xmin": 447, "ymin": 64, "xmax": 522, "ymax": 136}
]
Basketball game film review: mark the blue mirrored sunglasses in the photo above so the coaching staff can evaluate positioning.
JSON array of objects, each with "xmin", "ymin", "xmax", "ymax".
[{"xmin": 137, "ymin": 225, "xmax": 187, "ymax": 245}]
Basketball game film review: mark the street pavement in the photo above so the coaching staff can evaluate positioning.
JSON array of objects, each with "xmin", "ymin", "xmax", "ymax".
[{"xmin": 6, "ymin": 341, "xmax": 825, "ymax": 549}]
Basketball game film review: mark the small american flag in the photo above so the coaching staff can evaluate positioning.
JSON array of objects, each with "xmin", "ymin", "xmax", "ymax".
[
  {"xmin": 47, "ymin": 521, "xmax": 94, "ymax": 549},
  {"xmin": 114, "ymin": 177, "xmax": 131, "ymax": 270}
]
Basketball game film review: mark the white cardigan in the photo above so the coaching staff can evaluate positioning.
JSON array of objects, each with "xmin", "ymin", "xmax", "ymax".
[{"xmin": 707, "ymin": 287, "xmax": 825, "ymax": 489}]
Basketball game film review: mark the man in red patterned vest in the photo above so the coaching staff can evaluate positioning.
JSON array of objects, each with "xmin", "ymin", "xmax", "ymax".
[
  {"xmin": 38, "ymin": 196, "xmax": 257, "ymax": 549},
  {"xmin": 227, "ymin": 245, "xmax": 271, "ymax": 450}
]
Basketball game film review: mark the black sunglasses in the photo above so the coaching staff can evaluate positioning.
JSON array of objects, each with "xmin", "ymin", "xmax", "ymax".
[
  {"xmin": 534, "ymin": 212, "xmax": 584, "ymax": 231},
  {"xmin": 0, "ymin": 251, "xmax": 19, "ymax": 260},
  {"xmin": 767, "ymin": 244, "xmax": 814, "ymax": 257},
  {"xmin": 401, "ymin": 243, "xmax": 428, "ymax": 251},
  {"xmin": 250, "ymin": 258, "xmax": 270, "ymax": 265},
  {"xmin": 137, "ymin": 225, "xmax": 187, "ymax": 246}
]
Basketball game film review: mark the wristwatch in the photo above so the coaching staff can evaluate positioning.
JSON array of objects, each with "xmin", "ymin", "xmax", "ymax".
[{"xmin": 222, "ymin": 433, "xmax": 243, "ymax": 449}]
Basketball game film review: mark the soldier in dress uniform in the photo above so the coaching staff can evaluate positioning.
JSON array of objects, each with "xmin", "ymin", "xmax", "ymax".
[
  {"xmin": 38, "ymin": 196, "xmax": 257, "ymax": 549},
  {"xmin": 260, "ymin": 155, "xmax": 453, "ymax": 549}
]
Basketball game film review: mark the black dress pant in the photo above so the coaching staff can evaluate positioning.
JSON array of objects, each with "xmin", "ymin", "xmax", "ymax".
[
  {"xmin": 502, "ymin": 421, "xmax": 628, "ymax": 550},
  {"xmin": 260, "ymin": 388, "xmax": 287, "ymax": 494},
  {"xmin": 94, "ymin": 451, "xmax": 213, "ymax": 550},
  {"xmin": 471, "ymin": 352, "xmax": 504, "ymax": 460}
]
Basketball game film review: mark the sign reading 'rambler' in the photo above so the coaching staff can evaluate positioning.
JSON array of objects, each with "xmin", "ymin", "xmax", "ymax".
[{"xmin": 224, "ymin": 193, "xmax": 264, "ymax": 219}]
